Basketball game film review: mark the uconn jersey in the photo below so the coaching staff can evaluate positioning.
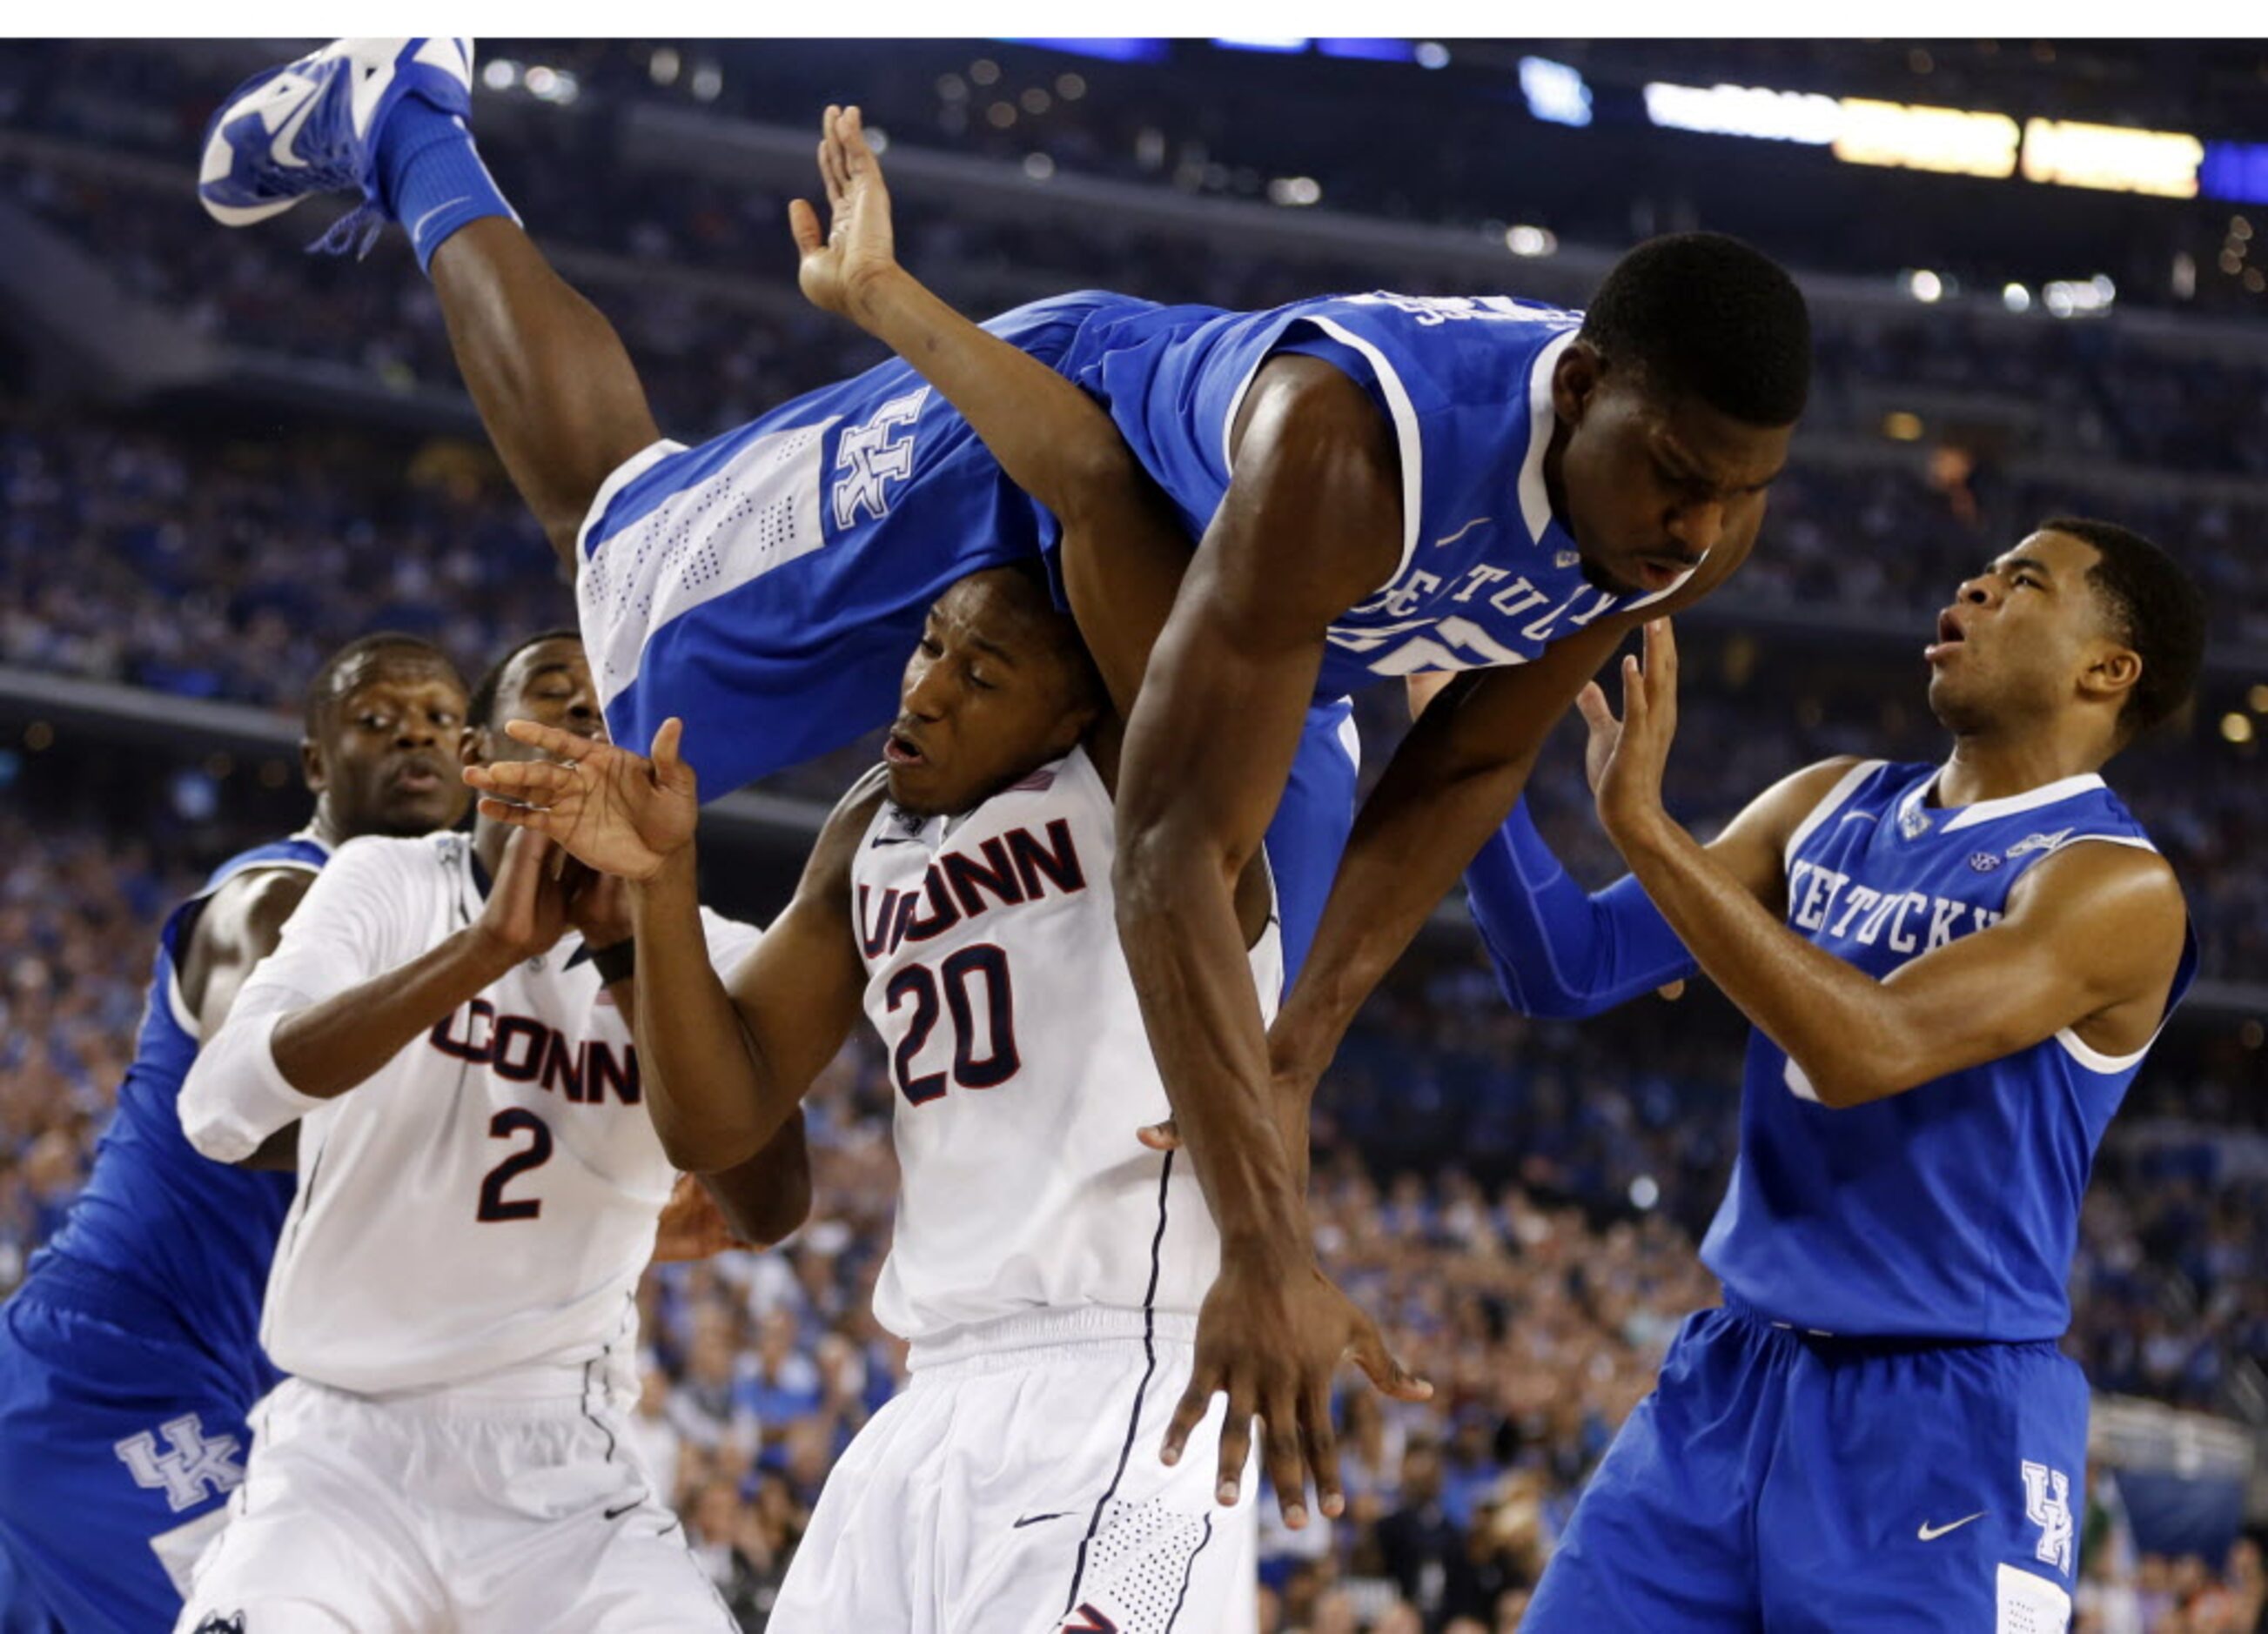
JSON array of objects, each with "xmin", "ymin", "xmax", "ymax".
[
  {"xmin": 849, "ymin": 746, "xmax": 1282, "ymax": 1349},
  {"xmin": 580, "ymin": 288, "xmax": 1681, "ymax": 796},
  {"xmin": 179, "ymin": 832, "xmax": 761, "ymax": 1392},
  {"xmin": 1702, "ymin": 760, "xmax": 2198, "ymax": 1341}
]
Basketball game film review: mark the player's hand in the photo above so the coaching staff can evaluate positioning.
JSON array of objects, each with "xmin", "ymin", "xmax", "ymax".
[
  {"xmin": 1575, "ymin": 677, "xmax": 1623, "ymax": 797},
  {"xmin": 1166, "ymin": 1249, "xmax": 1431, "ymax": 1529},
  {"xmin": 1594, "ymin": 619, "xmax": 1680, "ymax": 847},
  {"xmin": 648, "ymin": 1173, "xmax": 749, "ymax": 1263},
  {"xmin": 566, "ymin": 868, "xmax": 635, "ymax": 953},
  {"xmin": 465, "ymin": 718, "xmax": 699, "ymax": 882},
  {"xmin": 474, "ymin": 827, "xmax": 580, "ymax": 966},
  {"xmin": 790, "ymin": 104, "xmax": 898, "ymax": 325}
]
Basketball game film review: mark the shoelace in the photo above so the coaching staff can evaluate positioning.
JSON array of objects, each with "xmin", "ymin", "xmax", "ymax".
[{"xmin": 306, "ymin": 201, "xmax": 386, "ymax": 261}]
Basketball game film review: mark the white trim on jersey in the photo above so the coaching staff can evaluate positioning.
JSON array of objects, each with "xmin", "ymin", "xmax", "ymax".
[
  {"xmin": 1904, "ymin": 770, "xmax": 2110, "ymax": 834},
  {"xmin": 1781, "ymin": 760, "xmax": 1885, "ymax": 873},
  {"xmin": 1517, "ymin": 330, "xmax": 1576, "ymax": 544},
  {"xmin": 574, "ymin": 438, "xmax": 684, "ymax": 559},
  {"xmin": 162, "ymin": 836, "xmax": 331, "ymax": 1041},
  {"xmin": 2029, "ymin": 830, "xmax": 2178, "ymax": 1075},
  {"xmin": 1296, "ymin": 314, "xmax": 1426, "ymax": 596}
]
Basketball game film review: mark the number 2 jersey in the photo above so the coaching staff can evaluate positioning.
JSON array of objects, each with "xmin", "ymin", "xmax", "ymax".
[
  {"xmin": 178, "ymin": 833, "xmax": 761, "ymax": 1395},
  {"xmin": 580, "ymin": 288, "xmax": 1687, "ymax": 800},
  {"xmin": 849, "ymin": 746, "xmax": 1284, "ymax": 1350},
  {"xmin": 1701, "ymin": 761, "xmax": 2198, "ymax": 1341}
]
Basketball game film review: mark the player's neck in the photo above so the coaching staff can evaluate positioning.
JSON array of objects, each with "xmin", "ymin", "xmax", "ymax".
[
  {"xmin": 305, "ymin": 800, "xmax": 350, "ymax": 851},
  {"xmin": 1936, "ymin": 729, "xmax": 2102, "ymax": 808}
]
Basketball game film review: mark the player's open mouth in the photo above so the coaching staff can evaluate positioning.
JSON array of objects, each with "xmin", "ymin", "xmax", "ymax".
[
  {"xmin": 1924, "ymin": 610, "xmax": 1967, "ymax": 664},
  {"xmin": 1634, "ymin": 556, "xmax": 1693, "ymax": 593},
  {"xmin": 391, "ymin": 760, "xmax": 446, "ymax": 794},
  {"xmin": 884, "ymin": 733, "xmax": 926, "ymax": 767}
]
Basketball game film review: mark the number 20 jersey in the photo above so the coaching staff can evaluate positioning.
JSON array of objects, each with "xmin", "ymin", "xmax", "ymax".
[
  {"xmin": 849, "ymin": 747, "xmax": 1284, "ymax": 1349},
  {"xmin": 191, "ymin": 833, "xmax": 761, "ymax": 1396}
]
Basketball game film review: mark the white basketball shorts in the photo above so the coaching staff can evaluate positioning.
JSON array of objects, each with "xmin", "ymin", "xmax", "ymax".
[
  {"xmin": 172, "ymin": 1372, "xmax": 732, "ymax": 1632},
  {"xmin": 771, "ymin": 1308, "xmax": 1259, "ymax": 1634}
]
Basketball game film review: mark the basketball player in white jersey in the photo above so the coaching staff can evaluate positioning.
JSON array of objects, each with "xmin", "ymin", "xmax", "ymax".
[{"xmin": 171, "ymin": 632, "xmax": 811, "ymax": 1633}]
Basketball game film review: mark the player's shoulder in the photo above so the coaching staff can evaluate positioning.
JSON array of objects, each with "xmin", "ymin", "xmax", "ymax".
[{"xmin": 1757, "ymin": 754, "xmax": 1894, "ymax": 833}]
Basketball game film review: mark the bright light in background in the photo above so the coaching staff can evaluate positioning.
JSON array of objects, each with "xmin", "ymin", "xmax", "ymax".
[
  {"xmin": 1643, "ymin": 81, "xmax": 1839, "ymax": 144},
  {"xmin": 482, "ymin": 59, "xmax": 519, "ymax": 90},
  {"xmin": 1628, "ymin": 1175, "xmax": 1661, "ymax": 1211},
  {"xmin": 1316, "ymin": 39, "xmax": 1414, "ymax": 62},
  {"xmin": 2023, "ymin": 117, "xmax": 2202, "ymax": 198},
  {"xmin": 1519, "ymin": 57, "xmax": 1593, "ymax": 128},
  {"xmin": 2041, "ymin": 278, "xmax": 2115, "ymax": 318},
  {"xmin": 1904, "ymin": 268, "xmax": 1944, "ymax": 303},
  {"xmin": 690, "ymin": 62, "xmax": 722, "ymax": 103},
  {"xmin": 2223, "ymin": 713, "xmax": 2256, "ymax": 745},
  {"xmin": 2203, "ymin": 140, "xmax": 2268, "ymax": 205},
  {"xmin": 1023, "ymin": 152, "xmax": 1055, "ymax": 181},
  {"xmin": 996, "ymin": 39, "xmax": 1167, "ymax": 64},
  {"xmin": 1834, "ymin": 98, "xmax": 2019, "ymax": 178},
  {"xmin": 2248, "ymin": 683, "xmax": 2268, "ymax": 712},
  {"xmin": 648, "ymin": 47, "xmax": 680, "ymax": 87},
  {"xmin": 1214, "ymin": 36, "xmax": 1308, "ymax": 52},
  {"xmin": 2003, "ymin": 283, "xmax": 2032, "ymax": 312},
  {"xmin": 1883, "ymin": 411, "xmax": 1925, "ymax": 440},
  {"xmin": 1268, "ymin": 176, "xmax": 1323, "ymax": 206},
  {"xmin": 1414, "ymin": 42, "xmax": 1451, "ymax": 70},
  {"xmin": 1505, "ymin": 224, "xmax": 1558, "ymax": 257}
]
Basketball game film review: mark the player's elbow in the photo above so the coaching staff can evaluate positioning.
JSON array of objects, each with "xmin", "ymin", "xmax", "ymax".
[
  {"xmin": 1049, "ymin": 429, "xmax": 1149, "ymax": 525},
  {"xmin": 1794, "ymin": 1050, "xmax": 1909, "ymax": 1110},
  {"xmin": 732, "ymin": 1168, "xmax": 812, "ymax": 1249}
]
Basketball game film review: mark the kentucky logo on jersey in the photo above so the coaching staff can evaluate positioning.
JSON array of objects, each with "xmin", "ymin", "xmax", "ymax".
[
  {"xmin": 114, "ymin": 1413, "xmax": 246, "ymax": 1512},
  {"xmin": 1969, "ymin": 851, "xmax": 2003, "ymax": 873},
  {"xmin": 2021, "ymin": 1460, "xmax": 2075, "ymax": 1576}
]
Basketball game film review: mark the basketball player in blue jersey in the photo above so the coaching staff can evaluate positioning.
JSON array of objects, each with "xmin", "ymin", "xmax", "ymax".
[
  {"xmin": 1435, "ymin": 520, "xmax": 2204, "ymax": 1631},
  {"xmin": 0, "ymin": 633, "xmax": 471, "ymax": 1633},
  {"xmin": 197, "ymin": 44, "xmax": 1808, "ymax": 1525}
]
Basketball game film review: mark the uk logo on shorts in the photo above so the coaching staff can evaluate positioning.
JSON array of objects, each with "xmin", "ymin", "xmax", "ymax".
[
  {"xmin": 192, "ymin": 1615, "xmax": 245, "ymax": 1634},
  {"xmin": 832, "ymin": 385, "xmax": 929, "ymax": 529},
  {"xmin": 114, "ymin": 1413, "xmax": 246, "ymax": 1512},
  {"xmin": 2021, "ymin": 1460, "xmax": 2074, "ymax": 1575}
]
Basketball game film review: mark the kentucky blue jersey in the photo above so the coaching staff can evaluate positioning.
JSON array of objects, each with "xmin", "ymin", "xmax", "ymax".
[
  {"xmin": 1061, "ymin": 291, "xmax": 1695, "ymax": 694},
  {"xmin": 1701, "ymin": 762, "xmax": 2197, "ymax": 1342},
  {"xmin": 26, "ymin": 831, "xmax": 330, "ymax": 1389}
]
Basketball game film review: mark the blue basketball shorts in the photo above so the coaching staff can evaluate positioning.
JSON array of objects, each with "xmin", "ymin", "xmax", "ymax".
[
  {"xmin": 1524, "ymin": 1303, "xmax": 2088, "ymax": 1632},
  {"xmin": 0, "ymin": 1289, "xmax": 266, "ymax": 1634}
]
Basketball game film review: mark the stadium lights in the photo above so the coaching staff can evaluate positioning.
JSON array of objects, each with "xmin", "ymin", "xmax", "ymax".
[
  {"xmin": 2203, "ymin": 141, "xmax": 2268, "ymax": 205},
  {"xmin": 1023, "ymin": 153, "xmax": 1055, "ymax": 181},
  {"xmin": 481, "ymin": 59, "xmax": 519, "ymax": 90},
  {"xmin": 1883, "ymin": 412, "xmax": 1925, "ymax": 441},
  {"xmin": 1213, "ymin": 36, "xmax": 1309, "ymax": 52},
  {"xmin": 1520, "ymin": 57, "xmax": 1594, "ymax": 128},
  {"xmin": 1316, "ymin": 39, "xmax": 1416, "ymax": 62},
  {"xmin": 2041, "ymin": 277, "xmax": 2116, "ymax": 319},
  {"xmin": 648, "ymin": 47, "xmax": 680, "ymax": 87},
  {"xmin": 2222, "ymin": 713, "xmax": 2255, "ymax": 746},
  {"xmin": 2023, "ymin": 118, "xmax": 2203, "ymax": 198},
  {"xmin": 1268, "ymin": 176, "xmax": 1323, "ymax": 206},
  {"xmin": 1834, "ymin": 99, "xmax": 2020, "ymax": 179},
  {"xmin": 2003, "ymin": 283, "xmax": 2032, "ymax": 312},
  {"xmin": 1643, "ymin": 81, "xmax": 1840, "ymax": 144},
  {"xmin": 1505, "ymin": 224, "xmax": 1558, "ymax": 258},
  {"xmin": 1903, "ymin": 268, "xmax": 1944, "ymax": 303},
  {"xmin": 2248, "ymin": 684, "xmax": 2268, "ymax": 713},
  {"xmin": 1414, "ymin": 42, "xmax": 1451, "ymax": 70}
]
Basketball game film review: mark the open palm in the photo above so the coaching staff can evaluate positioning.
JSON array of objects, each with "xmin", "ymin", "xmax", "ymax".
[
  {"xmin": 789, "ymin": 103, "xmax": 898, "ymax": 321},
  {"xmin": 464, "ymin": 718, "xmax": 699, "ymax": 881}
]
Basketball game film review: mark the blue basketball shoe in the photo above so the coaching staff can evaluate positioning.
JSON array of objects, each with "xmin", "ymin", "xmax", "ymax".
[{"xmin": 197, "ymin": 38, "xmax": 473, "ymax": 244}]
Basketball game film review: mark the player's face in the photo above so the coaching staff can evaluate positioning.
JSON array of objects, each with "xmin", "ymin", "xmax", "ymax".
[
  {"xmin": 884, "ymin": 572, "xmax": 1100, "ymax": 817},
  {"xmin": 1925, "ymin": 531, "xmax": 2120, "ymax": 731},
  {"xmin": 469, "ymin": 637, "xmax": 606, "ymax": 768},
  {"xmin": 305, "ymin": 654, "xmax": 471, "ymax": 838},
  {"xmin": 1554, "ymin": 357, "xmax": 1789, "ymax": 599}
]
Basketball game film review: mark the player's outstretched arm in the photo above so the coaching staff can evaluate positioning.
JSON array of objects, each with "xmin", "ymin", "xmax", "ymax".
[
  {"xmin": 625, "ymin": 767, "xmax": 880, "ymax": 1175},
  {"xmin": 1593, "ymin": 620, "xmax": 2191, "ymax": 1105},
  {"xmin": 792, "ymin": 103, "xmax": 1186, "ymax": 720},
  {"xmin": 1110, "ymin": 357, "xmax": 1432, "ymax": 1526},
  {"xmin": 180, "ymin": 829, "xmax": 576, "ymax": 1162},
  {"xmin": 1270, "ymin": 543, "xmax": 1748, "ymax": 1097}
]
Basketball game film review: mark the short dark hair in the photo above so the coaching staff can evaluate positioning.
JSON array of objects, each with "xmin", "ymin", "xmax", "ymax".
[
  {"xmin": 468, "ymin": 627, "xmax": 581, "ymax": 730},
  {"xmin": 1579, "ymin": 232, "xmax": 1812, "ymax": 426},
  {"xmin": 2037, "ymin": 517, "xmax": 2207, "ymax": 740},
  {"xmin": 303, "ymin": 632, "xmax": 454, "ymax": 736}
]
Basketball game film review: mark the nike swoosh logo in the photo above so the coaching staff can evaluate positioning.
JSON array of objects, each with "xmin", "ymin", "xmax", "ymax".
[
  {"xmin": 269, "ymin": 82, "xmax": 319, "ymax": 171},
  {"xmin": 1917, "ymin": 1512, "xmax": 1985, "ymax": 1541},
  {"xmin": 411, "ymin": 197, "xmax": 471, "ymax": 247},
  {"xmin": 603, "ymin": 1499, "xmax": 643, "ymax": 1521},
  {"xmin": 1013, "ymin": 1511, "xmax": 1071, "ymax": 1529}
]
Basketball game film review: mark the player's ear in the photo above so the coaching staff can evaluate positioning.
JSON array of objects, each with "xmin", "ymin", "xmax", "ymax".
[
  {"xmin": 2081, "ymin": 640, "xmax": 2143, "ymax": 712},
  {"xmin": 1551, "ymin": 338, "xmax": 1604, "ymax": 424},
  {"xmin": 460, "ymin": 721, "xmax": 489, "ymax": 768},
  {"xmin": 300, "ymin": 735, "xmax": 327, "ymax": 794}
]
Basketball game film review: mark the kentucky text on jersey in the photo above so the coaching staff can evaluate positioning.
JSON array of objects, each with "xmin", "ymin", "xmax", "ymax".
[
  {"xmin": 856, "ymin": 817, "xmax": 1088, "ymax": 960},
  {"xmin": 1701, "ymin": 763, "xmax": 2198, "ymax": 1342}
]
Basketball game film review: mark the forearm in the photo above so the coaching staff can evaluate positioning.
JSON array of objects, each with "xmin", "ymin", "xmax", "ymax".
[
  {"xmin": 1466, "ymin": 800, "xmax": 1694, "ymax": 1019},
  {"xmin": 1117, "ymin": 835, "xmax": 1308, "ymax": 1259},
  {"xmin": 1611, "ymin": 815, "xmax": 1906, "ymax": 1103},
  {"xmin": 849, "ymin": 266, "xmax": 1128, "ymax": 523},
  {"xmin": 269, "ymin": 927, "xmax": 516, "ymax": 1100},
  {"xmin": 700, "ymin": 1111, "xmax": 814, "ymax": 1247},
  {"xmin": 628, "ymin": 847, "xmax": 799, "ymax": 1171},
  {"xmin": 1275, "ymin": 739, "xmax": 1533, "ymax": 1080}
]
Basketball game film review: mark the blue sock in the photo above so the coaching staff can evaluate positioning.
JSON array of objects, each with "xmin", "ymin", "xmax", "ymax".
[{"xmin": 375, "ymin": 97, "xmax": 518, "ymax": 273}]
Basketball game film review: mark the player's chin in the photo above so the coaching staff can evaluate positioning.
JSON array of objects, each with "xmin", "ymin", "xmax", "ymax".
[
  {"xmin": 370, "ymin": 790, "xmax": 463, "ymax": 837},
  {"xmin": 883, "ymin": 764, "xmax": 949, "ymax": 817}
]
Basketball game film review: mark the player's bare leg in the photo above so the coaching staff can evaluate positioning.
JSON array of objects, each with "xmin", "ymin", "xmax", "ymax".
[
  {"xmin": 427, "ymin": 221, "xmax": 661, "ymax": 569},
  {"xmin": 198, "ymin": 38, "xmax": 661, "ymax": 573}
]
